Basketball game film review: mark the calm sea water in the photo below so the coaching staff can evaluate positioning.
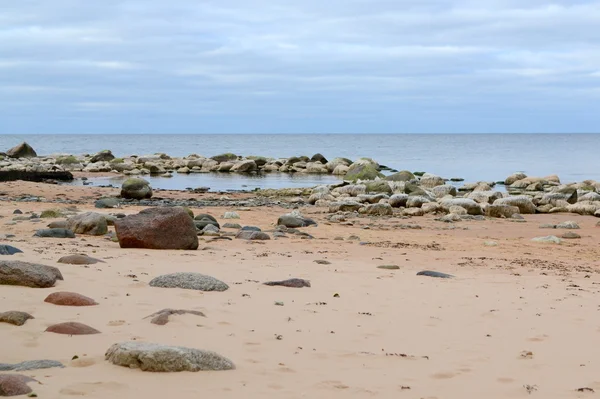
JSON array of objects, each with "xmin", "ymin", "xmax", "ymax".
[{"xmin": 1, "ymin": 134, "xmax": 598, "ymax": 191}]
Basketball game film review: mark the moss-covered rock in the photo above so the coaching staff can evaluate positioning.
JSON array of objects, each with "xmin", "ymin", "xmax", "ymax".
[
  {"xmin": 210, "ymin": 153, "xmax": 238, "ymax": 163},
  {"xmin": 40, "ymin": 209, "xmax": 66, "ymax": 218},
  {"xmin": 365, "ymin": 181, "xmax": 392, "ymax": 194},
  {"xmin": 121, "ymin": 178, "xmax": 152, "ymax": 200},
  {"xmin": 385, "ymin": 170, "xmax": 415, "ymax": 182},
  {"xmin": 56, "ymin": 155, "xmax": 78, "ymax": 165},
  {"xmin": 345, "ymin": 163, "xmax": 384, "ymax": 182},
  {"xmin": 110, "ymin": 158, "xmax": 125, "ymax": 164}
]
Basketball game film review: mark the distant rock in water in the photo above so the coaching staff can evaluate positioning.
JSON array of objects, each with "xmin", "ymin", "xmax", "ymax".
[{"xmin": 6, "ymin": 142, "xmax": 37, "ymax": 158}]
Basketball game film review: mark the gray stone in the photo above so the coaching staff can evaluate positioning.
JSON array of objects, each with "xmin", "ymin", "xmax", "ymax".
[
  {"xmin": 562, "ymin": 232, "xmax": 581, "ymax": 239},
  {"xmin": 222, "ymin": 223, "xmax": 242, "ymax": 229},
  {"xmin": 277, "ymin": 215, "xmax": 317, "ymax": 228},
  {"xmin": 0, "ymin": 245, "xmax": 23, "ymax": 256},
  {"xmin": 359, "ymin": 203, "xmax": 393, "ymax": 216},
  {"xmin": 6, "ymin": 142, "xmax": 37, "ymax": 158},
  {"xmin": 95, "ymin": 198, "xmax": 120, "ymax": 209},
  {"xmin": 144, "ymin": 309, "xmax": 206, "ymax": 325},
  {"xmin": 494, "ymin": 196, "xmax": 536, "ymax": 214},
  {"xmin": 235, "ymin": 231, "xmax": 271, "ymax": 240},
  {"xmin": 417, "ymin": 270, "xmax": 454, "ymax": 278},
  {"xmin": 531, "ymin": 235, "xmax": 562, "ymax": 244},
  {"xmin": 556, "ymin": 221, "xmax": 580, "ymax": 229},
  {"xmin": 0, "ymin": 261, "xmax": 63, "ymax": 288},
  {"xmin": 105, "ymin": 341, "xmax": 234, "ymax": 372},
  {"xmin": 0, "ymin": 374, "xmax": 38, "ymax": 396},
  {"xmin": 121, "ymin": 178, "xmax": 153, "ymax": 200},
  {"xmin": 67, "ymin": 212, "xmax": 108, "ymax": 236},
  {"xmin": 0, "ymin": 360, "xmax": 64, "ymax": 372},
  {"xmin": 33, "ymin": 228, "xmax": 75, "ymax": 238},
  {"xmin": 150, "ymin": 272, "xmax": 229, "ymax": 291},
  {"xmin": 222, "ymin": 212, "xmax": 240, "ymax": 219}
]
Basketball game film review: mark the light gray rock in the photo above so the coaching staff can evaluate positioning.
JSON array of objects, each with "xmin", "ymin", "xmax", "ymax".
[
  {"xmin": 485, "ymin": 204, "xmax": 520, "ymax": 218},
  {"xmin": 0, "ymin": 360, "xmax": 64, "ymax": 372},
  {"xmin": 149, "ymin": 272, "xmax": 229, "ymax": 291},
  {"xmin": 222, "ymin": 212, "xmax": 240, "ymax": 219},
  {"xmin": 494, "ymin": 196, "xmax": 536, "ymax": 214},
  {"xmin": 105, "ymin": 341, "xmax": 234, "ymax": 372},
  {"xmin": 67, "ymin": 212, "xmax": 108, "ymax": 236},
  {"xmin": 556, "ymin": 221, "xmax": 580, "ymax": 229},
  {"xmin": 359, "ymin": 203, "xmax": 393, "ymax": 216},
  {"xmin": 0, "ymin": 260, "xmax": 63, "ymax": 288},
  {"xmin": 531, "ymin": 235, "xmax": 562, "ymax": 244},
  {"xmin": 440, "ymin": 198, "xmax": 483, "ymax": 215}
]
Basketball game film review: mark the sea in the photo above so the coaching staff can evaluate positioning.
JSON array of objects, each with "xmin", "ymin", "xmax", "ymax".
[{"xmin": 1, "ymin": 134, "xmax": 599, "ymax": 192}]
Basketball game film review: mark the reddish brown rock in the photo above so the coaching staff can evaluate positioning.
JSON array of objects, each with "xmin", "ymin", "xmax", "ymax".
[
  {"xmin": 44, "ymin": 292, "xmax": 98, "ymax": 307},
  {"xmin": 57, "ymin": 254, "xmax": 104, "ymax": 265},
  {"xmin": 45, "ymin": 322, "xmax": 100, "ymax": 335},
  {"xmin": 0, "ymin": 374, "xmax": 37, "ymax": 396},
  {"xmin": 114, "ymin": 207, "xmax": 198, "ymax": 250},
  {"xmin": 0, "ymin": 311, "xmax": 34, "ymax": 326}
]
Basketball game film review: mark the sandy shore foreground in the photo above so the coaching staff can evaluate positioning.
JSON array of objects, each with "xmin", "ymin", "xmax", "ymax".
[{"xmin": 2, "ymin": 181, "xmax": 600, "ymax": 399}]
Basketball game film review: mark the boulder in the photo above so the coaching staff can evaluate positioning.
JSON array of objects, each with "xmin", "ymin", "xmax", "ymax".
[
  {"xmin": 95, "ymin": 198, "xmax": 120, "ymax": 209},
  {"xmin": 567, "ymin": 203, "xmax": 598, "ymax": 215},
  {"xmin": 120, "ymin": 178, "xmax": 152, "ymax": 200},
  {"xmin": 0, "ymin": 311, "xmax": 34, "ymax": 326},
  {"xmin": 486, "ymin": 204, "xmax": 520, "ymax": 218},
  {"xmin": 45, "ymin": 322, "xmax": 100, "ymax": 335},
  {"xmin": 431, "ymin": 185, "xmax": 457, "ymax": 198},
  {"xmin": 33, "ymin": 228, "xmax": 75, "ymax": 238},
  {"xmin": 210, "ymin": 153, "xmax": 238, "ymax": 163},
  {"xmin": 0, "ymin": 261, "xmax": 63, "ymax": 288},
  {"xmin": 310, "ymin": 153, "xmax": 328, "ymax": 163},
  {"xmin": 344, "ymin": 163, "xmax": 384, "ymax": 182},
  {"xmin": 325, "ymin": 158, "xmax": 352, "ymax": 173},
  {"xmin": 328, "ymin": 201, "xmax": 363, "ymax": 213},
  {"xmin": 66, "ymin": 212, "xmax": 108, "ymax": 236},
  {"xmin": 493, "ymin": 196, "xmax": 536, "ymax": 214},
  {"xmin": 277, "ymin": 215, "xmax": 317, "ymax": 228},
  {"xmin": 105, "ymin": 342, "xmax": 234, "ymax": 372},
  {"xmin": 556, "ymin": 221, "xmax": 580, "ymax": 229},
  {"xmin": 531, "ymin": 236, "xmax": 562, "ymax": 244},
  {"xmin": 6, "ymin": 142, "xmax": 37, "ymax": 158},
  {"xmin": 419, "ymin": 173, "xmax": 445, "ymax": 188},
  {"xmin": 115, "ymin": 207, "xmax": 198, "ymax": 250},
  {"xmin": 44, "ymin": 292, "xmax": 98, "ymax": 306},
  {"xmin": 90, "ymin": 150, "xmax": 115, "ymax": 163},
  {"xmin": 440, "ymin": 198, "xmax": 483, "ymax": 215},
  {"xmin": 47, "ymin": 220, "xmax": 68, "ymax": 229},
  {"xmin": 145, "ymin": 309, "xmax": 206, "ymax": 326},
  {"xmin": 388, "ymin": 194, "xmax": 409, "ymax": 208},
  {"xmin": 406, "ymin": 196, "xmax": 431, "ymax": 208},
  {"xmin": 0, "ymin": 374, "xmax": 38, "ymax": 396},
  {"xmin": 364, "ymin": 181, "xmax": 392, "ymax": 194},
  {"xmin": 235, "ymin": 231, "xmax": 271, "ymax": 240},
  {"xmin": 505, "ymin": 172, "xmax": 527, "ymax": 185},
  {"xmin": 359, "ymin": 203, "xmax": 393, "ymax": 216},
  {"xmin": 0, "ymin": 245, "xmax": 23, "ymax": 256},
  {"xmin": 385, "ymin": 170, "xmax": 415, "ymax": 182},
  {"xmin": 222, "ymin": 212, "xmax": 240, "ymax": 219},
  {"xmin": 150, "ymin": 272, "xmax": 229, "ymax": 291},
  {"xmin": 230, "ymin": 160, "xmax": 257, "ymax": 173}
]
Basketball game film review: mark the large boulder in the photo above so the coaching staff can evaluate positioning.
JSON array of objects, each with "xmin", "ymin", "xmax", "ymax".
[
  {"xmin": 0, "ymin": 245, "xmax": 23, "ymax": 256},
  {"xmin": 385, "ymin": 170, "xmax": 415, "ymax": 182},
  {"xmin": 230, "ymin": 160, "xmax": 257, "ymax": 173},
  {"xmin": 150, "ymin": 272, "xmax": 228, "ymax": 291},
  {"xmin": 6, "ymin": 142, "xmax": 37, "ymax": 158},
  {"xmin": 90, "ymin": 150, "xmax": 115, "ymax": 163},
  {"xmin": 105, "ymin": 342, "xmax": 234, "ymax": 372},
  {"xmin": 440, "ymin": 198, "xmax": 483, "ymax": 215},
  {"xmin": 493, "ymin": 196, "xmax": 536, "ymax": 214},
  {"xmin": 365, "ymin": 181, "xmax": 392, "ymax": 194},
  {"xmin": 325, "ymin": 158, "xmax": 352, "ymax": 173},
  {"xmin": 66, "ymin": 212, "xmax": 108, "ymax": 236},
  {"xmin": 486, "ymin": 204, "xmax": 520, "ymax": 218},
  {"xmin": 115, "ymin": 207, "xmax": 199, "ymax": 250},
  {"xmin": 0, "ymin": 260, "xmax": 63, "ymax": 288},
  {"xmin": 210, "ymin": 153, "xmax": 238, "ymax": 163},
  {"xmin": 344, "ymin": 163, "xmax": 384, "ymax": 182},
  {"xmin": 389, "ymin": 194, "xmax": 409, "ymax": 208},
  {"xmin": 505, "ymin": 172, "xmax": 527, "ymax": 186},
  {"xmin": 121, "ymin": 178, "xmax": 152, "ymax": 200}
]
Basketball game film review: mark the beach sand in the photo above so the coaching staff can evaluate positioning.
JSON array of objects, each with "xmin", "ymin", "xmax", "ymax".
[{"xmin": 2, "ymin": 181, "xmax": 600, "ymax": 398}]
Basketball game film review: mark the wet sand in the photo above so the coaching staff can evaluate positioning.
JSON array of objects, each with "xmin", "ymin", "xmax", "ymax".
[{"xmin": 2, "ymin": 181, "xmax": 600, "ymax": 398}]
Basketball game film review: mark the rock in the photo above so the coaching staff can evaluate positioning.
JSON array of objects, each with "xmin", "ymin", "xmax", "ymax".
[
  {"xmin": 210, "ymin": 153, "xmax": 238, "ymax": 163},
  {"xmin": 431, "ymin": 185, "xmax": 457, "ymax": 198},
  {"xmin": 120, "ymin": 178, "xmax": 153, "ymax": 200},
  {"xmin": 57, "ymin": 254, "xmax": 103, "ymax": 265},
  {"xmin": 105, "ymin": 341, "xmax": 234, "ymax": 372},
  {"xmin": 0, "ymin": 245, "xmax": 23, "ymax": 256},
  {"xmin": 0, "ymin": 311, "xmax": 34, "ymax": 326},
  {"xmin": 449, "ymin": 206, "xmax": 468, "ymax": 215},
  {"xmin": 144, "ymin": 309, "xmax": 206, "ymax": 325},
  {"xmin": 325, "ymin": 157, "xmax": 352, "ymax": 173},
  {"xmin": 310, "ymin": 153, "xmax": 328, "ymax": 163},
  {"xmin": 377, "ymin": 265, "xmax": 400, "ymax": 270},
  {"xmin": 417, "ymin": 270, "xmax": 454, "ymax": 278},
  {"xmin": 115, "ymin": 207, "xmax": 199, "ymax": 250},
  {"xmin": 45, "ymin": 322, "xmax": 100, "ymax": 335},
  {"xmin": 90, "ymin": 150, "xmax": 115, "ymax": 163},
  {"xmin": 277, "ymin": 215, "xmax": 317, "ymax": 228},
  {"xmin": 194, "ymin": 214, "xmax": 217, "ymax": 223},
  {"xmin": 556, "ymin": 221, "xmax": 580, "ymax": 229},
  {"xmin": 364, "ymin": 181, "xmax": 392, "ymax": 194},
  {"xmin": 230, "ymin": 160, "xmax": 257, "ymax": 172},
  {"xmin": 467, "ymin": 191, "xmax": 503, "ymax": 204},
  {"xmin": 388, "ymin": 194, "xmax": 409, "ymax": 208},
  {"xmin": 95, "ymin": 198, "xmax": 120, "ymax": 209},
  {"xmin": 419, "ymin": 174, "xmax": 445, "ymax": 188},
  {"xmin": 359, "ymin": 203, "xmax": 393, "ymax": 216},
  {"xmin": 263, "ymin": 278, "xmax": 311, "ymax": 288},
  {"xmin": 440, "ymin": 198, "xmax": 483, "ymax": 215},
  {"xmin": 67, "ymin": 212, "xmax": 108, "ymax": 236},
  {"xmin": 505, "ymin": 172, "xmax": 527, "ymax": 185},
  {"xmin": 437, "ymin": 213, "xmax": 461, "ymax": 222},
  {"xmin": 332, "ymin": 164, "xmax": 350, "ymax": 175},
  {"xmin": 328, "ymin": 201, "xmax": 363, "ymax": 213},
  {"xmin": 406, "ymin": 196, "xmax": 431, "ymax": 208},
  {"xmin": 235, "ymin": 231, "xmax": 271, "ymax": 240},
  {"xmin": 0, "ymin": 360, "xmax": 63, "ymax": 372},
  {"xmin": 33, "ymin": 228, "xmax": 75, "ymax": 238},
  {"xmin": 0, "ymin": 170, "xmax": 73, "ymax": 182},
  {"xmin": 195, "ymin": 218, "xmax": 220, "ymax": 230},
  {"xmin": 0, "ymin": 374, "xmax": 38, "ymax": 396},
  {"xmin": 562, "ymin": 232, "xmax": 581, "ymax": 239},
  {"xmin": 40, "ymin": 208, "xmax": 67, "ymax": 219},
  {"xmin": 314, "ymin": 260, "xmax": 331, "ymax": 265},
  {"xmin": 385, "ymin": 170, "xmax": 415, "ymax": 182},
  {"xmin": 531, "ymin": 236, "xmax": 562, "ymax": 244},
  {"xmin": 539, "ymin": 223, "xmax": 556, "ymax": 229},
  {"xmin": 6, "ymin": 142, "xmax": 37, "ymax": 158},
  {"xmin": 222, "ymin": 223, "xmax": 242, "ymax": 229},
  {"xmin": 240, "ymin": 226, "xmax": 261, "ymax": 232},
  {"xmin": 345, "ymin": 163, "xmax": 383, "ymax": 182},
  {"xmin": 44, "ymin": 292, "xmax": 98, "ymax": 306},
  {"xmin": 202, "ymin": 224, "xmax": 220, "ymax": 233},
  {"xmin": 222, "ymin": 212, "xmax": 240, "ymax": 219},
  {"xmin": 485, "ymin": 204, "xmax": 520, "ymax": 218},
  {"xmin": 567, "ymin": 203, "xmax": 599, "ymax": 215},
  {"xmin": 0, "ymin": 261, "xmax": 63, "ymax": 288},
  {"xmin": 493, "ymin": 196, "xmax": 536, "ymax": 214},
  {"xmin": 149, "ymin": 272, "xmax": 229, "ymax": 291}
]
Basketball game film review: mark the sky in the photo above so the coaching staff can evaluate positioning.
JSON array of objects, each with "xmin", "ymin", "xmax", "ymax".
[{"xmin": 1, "ymin": 0, "xmax": 600, "ymax": 134}]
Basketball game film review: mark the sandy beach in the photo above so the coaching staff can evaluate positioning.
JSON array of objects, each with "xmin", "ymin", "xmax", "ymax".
[{"xmin": 1, "ymin": 180, "xmax": 600, "ymax": 398}]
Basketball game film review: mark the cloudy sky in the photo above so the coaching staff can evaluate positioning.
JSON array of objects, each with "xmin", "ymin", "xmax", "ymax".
[{"xmin": 1, "ymin": 0, "xmax": 600, "ymax": 134}]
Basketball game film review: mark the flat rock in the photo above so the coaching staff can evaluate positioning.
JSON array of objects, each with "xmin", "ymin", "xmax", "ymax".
[
  {"xmin": 115, "ymin": 207, "xmax": 198, "ymax": 250},
  {"xmin": 144, "ymin": 309, "xmax": 206, "ymax": 325},
  {"xmin": 314, "ymin": 260, "xmax": 331, "ymax": 265},
  {"xmin": 0, "ymin": 261, "xmax": 63, "ymax": 288},
  {"xmin": 0, "ymin": 245, "xmax": 23, "ymax": 256},
  {"xmin": 556, "ymin": 221, "xmax": 580, "ymax": 229},
  {"xmin": 222, "ymin": 212, "xmax": 240, "ymax": 219},
  {"xmin": 0, "ymin": 311, "xmax": 34, "ymax": 326},
  {"xmin": 417, "ymin": 270, "xmax": 454, "ymax": 278},
  {"xmin": 105, "ymin": 341, "xmax": 235, "ymax": 372},
  {"xmin": 561, "ymin": 232, "xmax": 581, "ymax": 239},
  {"xmin": 0, "ymin": 360, "xmax": 64, "ymax": 372},
  {"xmin": 222, "ymin": 223, "xmax": 242, "ymax": 229},
  {"xmin": 44, "ymin": 292, "xmax": 98, "ymax": 306},
  {"xmin": 45, "ymin": 322, "xmax": 100, "ymax": 335},
  {"xmin": 33, "ymin": 228, "xmax": 75, "ymax": 238},
  {"xmin": 149, "ymin": 272, "xmax": 229, "ymax": 291},
  {"xmin": 377, "ymin": 265, "xmax": 400, "ymax": 270},
  {"xmin": 57, "ymin": 254, "xmax": 104, "ymax": 265},
  {"xmin": 263, "ymin": 278, "xmax": 311, "ymax": 288},
  {"xmin": 235, "ymin": 231, "xmax": 270, "ymax": 240},
  {"xmin": 0, "ymin": 374, "xmax": 38, "ymax": 396},
  {"xmin": 531, "ymin": 235, "xmax": 562, "ymax": 244}
]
